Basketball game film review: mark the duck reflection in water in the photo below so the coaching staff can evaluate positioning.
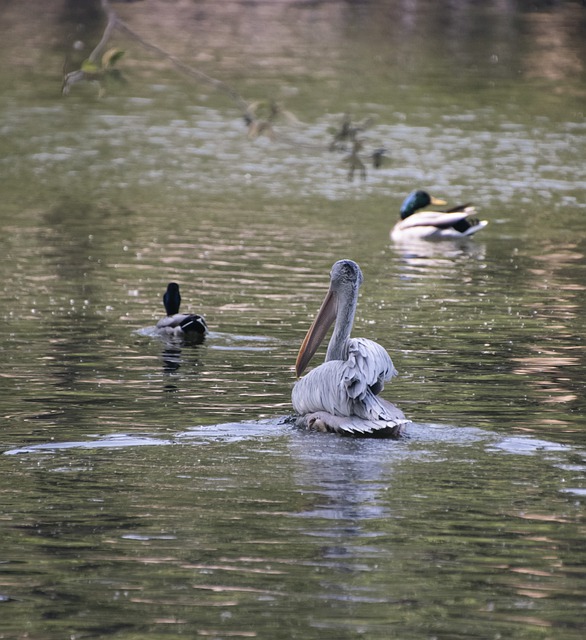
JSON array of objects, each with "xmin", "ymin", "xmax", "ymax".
[
  {"xmin": 160, "ymin": 340, "xmax": 205, "ymax": 378},
  {"xmin": 292, "ymin": 260, "xmax": 409, "ymax": 438},
  {"xmin": 161, "ymin": 345, "xmax": 184, "ymax": 374}
]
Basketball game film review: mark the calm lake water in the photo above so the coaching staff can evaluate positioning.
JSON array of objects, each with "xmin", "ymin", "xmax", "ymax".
[{"xmin": 1, "ymin": 0, "xmax": 586, "ymax": 638}]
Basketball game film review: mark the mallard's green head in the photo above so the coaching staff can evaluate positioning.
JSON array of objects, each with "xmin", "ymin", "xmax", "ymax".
[
  {"xmin": 163, "ymin": 282, "xmax": 181, "ymax": 316},
  {"xmin": 400, "ymin": 190, "xmax": 447, "ymax": 219}
]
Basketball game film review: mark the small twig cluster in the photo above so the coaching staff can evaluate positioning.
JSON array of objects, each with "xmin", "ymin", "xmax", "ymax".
[{"xmin": 62, "ymin": 0, "xmax": 389, "ymax": 175}]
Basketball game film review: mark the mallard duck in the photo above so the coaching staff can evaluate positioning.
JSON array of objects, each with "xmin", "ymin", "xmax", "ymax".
[
  {"xmin": 391, "ymin": 190, "xmax": 488, "ymax": 241},
  {"xmin": 155, "ymin": 283, "xmax": 208, "ymax": 341}
]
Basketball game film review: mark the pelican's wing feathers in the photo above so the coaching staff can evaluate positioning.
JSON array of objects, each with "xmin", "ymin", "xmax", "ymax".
[
  {"xmin": 292, "ymin": 361, "xmax": 353, "ymax": 417},
  {"xmin": 292, "ymin": 338, "xmax": 405, "ymax": 435},
  {"xmin": 295, "ymin": 400, "xmax": 408, "ymax": 438},
  {"xmin": 343, "ymin": 338, "xmax": 397, "ymax": 399}
]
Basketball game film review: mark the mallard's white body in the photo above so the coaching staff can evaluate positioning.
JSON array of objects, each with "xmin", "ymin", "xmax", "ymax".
[{"xmin": 391, "ymin": 207, "xmax": 488, "ymax": 241}]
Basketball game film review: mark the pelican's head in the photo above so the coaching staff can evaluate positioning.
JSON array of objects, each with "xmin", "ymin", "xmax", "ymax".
[
  {"xmin": 163, "ymin": 282, "xmax": 182, "ymax": 316},
  {"xmin": 330, "ymin": 259, "xmax": 363, "ymax": 290},
  {"xmin": 400, "ymin": 190, "xmax": 447, "ymax": 219},
  {"xmin": 295, "ymin": 259, "xmax": 363, "ymax": 377}
]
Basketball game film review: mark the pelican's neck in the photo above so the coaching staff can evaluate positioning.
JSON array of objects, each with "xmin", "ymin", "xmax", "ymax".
[{"xmin": 325, "ymin": 285, "xmax": 358, "ymax": 362}]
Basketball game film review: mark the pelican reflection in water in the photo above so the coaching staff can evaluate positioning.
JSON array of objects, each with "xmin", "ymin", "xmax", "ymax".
[{"xmin": 292, "ymin": 260, "xmax": 409, "ymax": 437}]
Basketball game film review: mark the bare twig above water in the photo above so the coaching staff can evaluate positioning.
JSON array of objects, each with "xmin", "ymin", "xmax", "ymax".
[
  {"xmin": 114, "ymin": 16, "xmax": 249, "ymax": 112},
  {"xmin": 61, "ymin": 0, "xmax": 389, "ymax": 165},
  {"xmin": 62, "ymin": 0, "xmax": 248, "ymax": 112},
  {"xmin": 62, "ymin": 0, "xmax": 120, "ymax": 95}
]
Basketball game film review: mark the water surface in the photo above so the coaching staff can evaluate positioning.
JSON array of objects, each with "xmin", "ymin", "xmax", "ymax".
[{"xmin": 1, "ymin": 1, "xmax": 585, "ymax": 638}]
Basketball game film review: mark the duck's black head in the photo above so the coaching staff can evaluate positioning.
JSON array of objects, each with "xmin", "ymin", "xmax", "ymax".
[
  {"xmin": 399, "ymin": 190, "xmax": 435, "ymax": 219},
  {"xmin": 163, "ymin": 282, "xmax": 181, "ymax": 316}
]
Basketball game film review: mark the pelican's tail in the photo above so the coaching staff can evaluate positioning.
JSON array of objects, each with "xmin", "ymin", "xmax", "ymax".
[{"xmin": 296, "ymin": 398, "xmax": 410, "ymax": 438}]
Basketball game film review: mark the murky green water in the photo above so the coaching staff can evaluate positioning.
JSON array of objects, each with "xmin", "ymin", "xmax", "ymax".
[{"xmin": 1, "ymin": 1, "xmax": 585, "ymax": 638}]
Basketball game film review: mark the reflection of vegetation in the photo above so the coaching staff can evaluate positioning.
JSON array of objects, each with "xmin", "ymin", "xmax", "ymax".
[
  {"xmin": 344, "ymin": 139, "xmax": 366, "ymax": 181},
  {"xmin": 243, "ymin": 100, "xmax": 300, "ymax": 141},
  {"xmin": 329, "ymin": 114, "xmax": 388, "ymax": 180},
  {"xmin": 328, "ymin": 114, "xmax": 374, "ymax": 151},
  {"xmin": 371, "ymin": 147, "xmax": 387, "ymax": 169}
]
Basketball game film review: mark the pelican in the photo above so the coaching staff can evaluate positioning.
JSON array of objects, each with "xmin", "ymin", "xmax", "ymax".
[
  {"xmin": 391, "ymin": 190, "xmax": 488, "ymax": 241},
  {"xmin": 292, "ymin": 260, "xmax": 409, "ymax": 437},
  {"xmin": 155, "ymin": 283, "xmax": 208, "ymax": 341}
]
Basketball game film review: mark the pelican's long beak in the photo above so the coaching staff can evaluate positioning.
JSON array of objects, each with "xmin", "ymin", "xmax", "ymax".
[
  {"xmin": 295, "ymin": 288, "xmax": 338, "ymax": 377},
  {"xmin": 430, "ymin": 196, "xmax": 447, "ymax": 206}
]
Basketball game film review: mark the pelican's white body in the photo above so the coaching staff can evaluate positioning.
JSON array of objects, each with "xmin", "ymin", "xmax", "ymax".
[{"xmin": 292, "ymin": 260, "xmax": 408, "ymax": 436}]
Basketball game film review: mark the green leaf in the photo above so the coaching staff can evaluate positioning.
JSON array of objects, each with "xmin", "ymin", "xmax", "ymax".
[
  {"xmin": 102, "ymin": 48, "xmax": 125, "ymax": 68},
  {"xmin": 80, "ymin": 59, "xmax": 100, "ymax": 73}
]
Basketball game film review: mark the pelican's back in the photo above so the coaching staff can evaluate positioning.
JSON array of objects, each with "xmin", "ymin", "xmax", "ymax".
[
  {"xmin": 292, "ymin": 338, "xmax": 398, "ymax": 421},
  {"xmin": 343, "ymin": 338, "xmax": 396, "ymax": 398}
]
